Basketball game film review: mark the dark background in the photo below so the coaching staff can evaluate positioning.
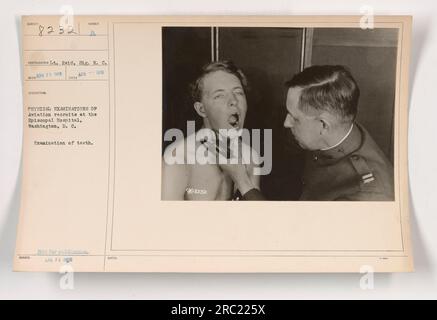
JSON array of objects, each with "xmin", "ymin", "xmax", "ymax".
[{"xmin": 162, "ymin": 27, "xmax": 398, "ymax": 200}]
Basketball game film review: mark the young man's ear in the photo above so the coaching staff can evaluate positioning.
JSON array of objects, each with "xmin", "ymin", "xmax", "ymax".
[{"xmin": 194, "ymin": 102, "xmax": 207, "ymax": 118}]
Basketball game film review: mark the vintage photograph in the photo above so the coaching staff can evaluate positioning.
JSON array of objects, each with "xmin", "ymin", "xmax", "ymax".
[
  {"xmin": 161, "ymin": 27, "xmax": 398, "ymax": 201},
  {"xmin": 14, "ymin": 15, "xmax": 412, "ymax": 273}
]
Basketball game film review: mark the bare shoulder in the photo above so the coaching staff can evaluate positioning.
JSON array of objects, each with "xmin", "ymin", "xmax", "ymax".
[
  {"xmin": 163, "ymin": 135, "xmax": 187, "ymax": 163},
  {"xmin": 162, "ymin": 138, "xmax": 191, "ymax": 200}
]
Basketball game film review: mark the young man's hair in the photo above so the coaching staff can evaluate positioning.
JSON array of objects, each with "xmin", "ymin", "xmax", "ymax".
[
  {"xmin": 285, "ymin": 65, "xmax": 360, "ymax": 123},
  {"xmin": 191, "ymin": 60, "xmax": 248, "ymax": 103}
]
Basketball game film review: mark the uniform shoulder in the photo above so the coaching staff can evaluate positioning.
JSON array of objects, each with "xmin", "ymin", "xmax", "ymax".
[{"xmin": 345, "ymin": 153, "xmax": 394, "ymax": 200}]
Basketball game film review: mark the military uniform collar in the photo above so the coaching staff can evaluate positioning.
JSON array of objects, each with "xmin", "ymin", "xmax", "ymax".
[{"xmin": 310, "ymin": 122, "xmax": 364, "ymax": 165}]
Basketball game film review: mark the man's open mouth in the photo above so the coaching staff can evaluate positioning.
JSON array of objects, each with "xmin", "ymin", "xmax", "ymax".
[{"xmin": 228, "ymin": 113, "xmax": 240, "ymax": 128}]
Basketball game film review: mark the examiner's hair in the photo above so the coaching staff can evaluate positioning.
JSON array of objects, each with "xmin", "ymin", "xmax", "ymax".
[
  {"xmin": 191, "ymin": 60, "xmax": 248, "ymax": 102},
  {"xmin": 285, "ymin": 65, "xmax": 360, "ymax": 123}
]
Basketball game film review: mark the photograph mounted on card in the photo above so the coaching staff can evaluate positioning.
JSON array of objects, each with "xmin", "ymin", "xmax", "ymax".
[{"xmin": 15, "ymin": 15, "xmax": 413, "ymax": 272}]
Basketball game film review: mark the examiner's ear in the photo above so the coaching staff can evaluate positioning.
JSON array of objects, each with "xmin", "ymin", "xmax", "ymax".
[
  {"xmin": 194, "ymin": 102, "xmax": 207, "ymax": 118},
  {"xmin": 318, "ymin": 116, "xmax": 331, "ymax": 135}
]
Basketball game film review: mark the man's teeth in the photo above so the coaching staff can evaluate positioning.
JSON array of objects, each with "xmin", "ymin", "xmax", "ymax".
[{"xmin": 229, "ymin": 114, "xmax": 239, "ymax": 126}]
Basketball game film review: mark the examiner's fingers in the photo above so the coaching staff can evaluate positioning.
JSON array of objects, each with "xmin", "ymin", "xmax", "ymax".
[{"xmin": 204, "ymin": 135, "xmax": 243, "ymax": 162}]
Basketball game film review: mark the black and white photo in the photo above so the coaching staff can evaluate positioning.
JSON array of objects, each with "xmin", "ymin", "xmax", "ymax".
[{"xmin": 162, "ymin": 27, "xmax": 398, "ymax": 201}]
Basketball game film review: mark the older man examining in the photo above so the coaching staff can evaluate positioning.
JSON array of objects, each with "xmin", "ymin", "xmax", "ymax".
[{"xmin": 221, "ymin": 65, "xmax": 394, "ymax": 201}]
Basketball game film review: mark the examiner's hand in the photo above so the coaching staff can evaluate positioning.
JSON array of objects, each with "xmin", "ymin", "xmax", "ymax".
[
  {"xmin": 218, "ymin": 161, "xmax": 255, "ymax": 196},
  {"xmin": 205, "ymin": 134, "xmax": 259, "ymax": 196}
]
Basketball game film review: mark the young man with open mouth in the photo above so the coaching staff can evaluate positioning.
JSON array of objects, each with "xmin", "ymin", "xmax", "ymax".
[{"xmin": 161, "ymin": 61, "xmax": 260, "ymax": 200}]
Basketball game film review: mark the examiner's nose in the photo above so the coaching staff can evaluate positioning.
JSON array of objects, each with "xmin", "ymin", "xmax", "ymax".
[{"xmin": 284, "ymin": 114, "xmax": 294, "ymax": 128}]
